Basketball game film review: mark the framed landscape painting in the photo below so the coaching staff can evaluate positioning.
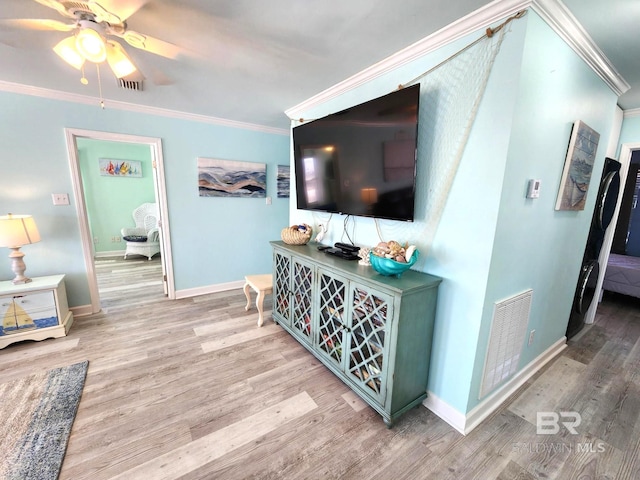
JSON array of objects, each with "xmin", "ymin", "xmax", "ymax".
[
  {"xmin": 277, "ymin": 165, "xmax": 290, "ymax": 198},
  {"xmin": 198, "ymin": 157, "xmax": 266, "ymax": 198},
  {"xmin": 555, "ymin": 121, "xmax": 600, "ymax": 211}
]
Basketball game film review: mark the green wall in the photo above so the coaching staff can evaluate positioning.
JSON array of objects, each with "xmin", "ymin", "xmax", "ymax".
[{"xmin": 77, "ymin": 138, "xmax": 155, "ymax": 254}]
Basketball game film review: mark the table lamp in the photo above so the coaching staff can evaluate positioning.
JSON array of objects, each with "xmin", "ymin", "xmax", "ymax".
[{"xmin": 0, "ymin": 214, "xmax": 41, "ymax": 284}]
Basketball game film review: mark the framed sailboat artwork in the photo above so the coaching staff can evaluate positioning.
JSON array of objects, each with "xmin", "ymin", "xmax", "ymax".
[{"xmin": 555, "ymin": 120, "xmax": 600, "ymax": 211}]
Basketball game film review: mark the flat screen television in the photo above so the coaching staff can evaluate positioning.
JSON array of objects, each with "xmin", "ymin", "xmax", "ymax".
[{"xmin": 293, "ymin": 84, "xmax": 420, "ymax": 222}]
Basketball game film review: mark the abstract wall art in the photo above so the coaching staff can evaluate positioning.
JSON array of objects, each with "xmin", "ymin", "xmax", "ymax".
[
  {"xmin": 198, "ymin": 157, "xmax": 266, "ymax": 198},
  {"xmin": 277, "ymin": 165, "xmax": 290, "ymax": 198}
]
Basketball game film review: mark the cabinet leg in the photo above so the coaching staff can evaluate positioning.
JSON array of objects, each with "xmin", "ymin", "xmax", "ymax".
[{"xmin": 383, "ymin": 418, "xmax": 394, "ymax": 429}]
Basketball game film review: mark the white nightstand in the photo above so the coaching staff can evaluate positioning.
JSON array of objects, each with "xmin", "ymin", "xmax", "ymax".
[{"xmin": 0, "ymin": 274, "xmax": 74, "ymax": 349}]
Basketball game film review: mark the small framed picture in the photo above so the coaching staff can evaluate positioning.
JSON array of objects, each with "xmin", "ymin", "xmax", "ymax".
[{"xmin": 99, "ymin": 158, "xmax": 142, "ymax": 177}]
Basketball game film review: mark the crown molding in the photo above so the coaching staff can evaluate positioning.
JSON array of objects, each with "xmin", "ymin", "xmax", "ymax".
[
  {"xmin": 0, "ymin": 80, "xmax": 289, "ymax": 136},
  {"xmin": 285, "ymin": 0, "xmax": 530, "ymax": 119},
  {"xmin": 623, "ymin": 108, "xmax": 640, "ymax": 118},
  {"xmin": 531, "ymin": 0, "xmax": 629, "ymax": 96},
  {"xmin": 286, "ymin": 0, "xmax": 629, "ymax": 119}
]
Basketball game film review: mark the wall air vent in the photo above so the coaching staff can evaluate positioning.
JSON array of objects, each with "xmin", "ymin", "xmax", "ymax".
[
  {"xmin": 118, "ymin": 79, "xmax": 143, "ymax": 91},
  {"xmin": 479, "ymin": 289, "xmax": 533, "ymax": 399}
]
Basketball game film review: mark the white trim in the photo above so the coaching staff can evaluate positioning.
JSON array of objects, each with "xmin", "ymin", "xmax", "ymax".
[
  {"xmin": 624, "ymin": 108, "xmax": 640, "ymax": 118},
  {"xmin": 285, "ymin": 0, "xmax": 530, "ymax": 119},
  {"xmin": 94, "ymin": 250, "xmax": 126, "ymax": 258},
  {"xmin": 175, "ymin": 280, "xmax": 245, "ymax": 300},
  {"xmin": 0, "ymin": 80, "xmax": 288, "ymax": 136},
  {"xmin": 423, "ymin": 336, "xmax": 567, "ymax": 435},
  {"xmin": 65, "ymin": 131, "xmax": 101, "ymax": 314},
  {"xmin": 531, "ymin": 0, "xmax": 629, "ymax": 96},
  {"xmin": 65, "ymin": 128, "xmax": 176, "ymax": 313},
  {"xmin": 285, "ymin": 0, "xmax": 628, "ymax": 120},
  {"xmin": 584, "ymin": 107, "xmax": 627, "ymax": 325},
  {"xmin": 421, "ymin": 391, "xmax": 468, "ymax": 435},
  {"xmin": 70, "ymin": 304, "xmax": 94, "ymax": 317}
]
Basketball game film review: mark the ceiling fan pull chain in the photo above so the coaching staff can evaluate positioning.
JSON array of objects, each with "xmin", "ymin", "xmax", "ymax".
[
  {"xmin": 96, "ymin": 63, "xmax": 104, "ymax": 109},
  {"xmin": 80, "ymin": 64, "xmax": 88, "ymax": 85}
]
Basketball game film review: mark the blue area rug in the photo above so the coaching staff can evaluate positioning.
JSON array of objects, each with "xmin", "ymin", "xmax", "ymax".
[{"xmin": 0, "ymin": 361, "xmax": 89, "ymax": 480}]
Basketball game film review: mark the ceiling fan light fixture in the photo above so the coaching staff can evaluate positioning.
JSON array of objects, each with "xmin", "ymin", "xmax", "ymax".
[
  {"xmin": 75, "ymin": 25, "xmax": 107, "ymax": 63},
  {"xmin": 53, "ymin": 36, "xmax": 85, "ymax": 69},
  {"xmin": 106, "ymin": 41, "xmax": 137, "ymax": 78}
]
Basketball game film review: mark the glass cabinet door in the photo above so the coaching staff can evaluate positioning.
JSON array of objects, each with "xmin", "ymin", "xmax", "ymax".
[
  {"xmin": 346, "ymin": 284, "xmax": 393, "ymax": 403},
  {"xmin": 316, "ymin": 269, "xmax": 348, "ymax": 368},
  {"xmin": 290, "ymin": 258, "xmax": 313, "ymax": 344},
  {"xmin": 273, "ymin": 251, "xmax": 291, "ymax": 325}
]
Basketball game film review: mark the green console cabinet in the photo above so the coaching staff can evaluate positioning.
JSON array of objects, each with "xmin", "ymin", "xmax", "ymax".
[{"xmin": 271, "ymin": 241, "xmax": 441, "ymax": 427}]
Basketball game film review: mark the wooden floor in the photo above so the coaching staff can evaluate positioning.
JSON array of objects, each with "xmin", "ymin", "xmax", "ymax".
[{"xmin": 1, "ymin": 258, "xmax": 640, "ymax": 479}]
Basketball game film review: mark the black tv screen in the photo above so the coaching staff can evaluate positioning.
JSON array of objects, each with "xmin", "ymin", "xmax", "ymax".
[{"xmin": 293, "ymin": 84, "xmax": 420, "ymax": 222}]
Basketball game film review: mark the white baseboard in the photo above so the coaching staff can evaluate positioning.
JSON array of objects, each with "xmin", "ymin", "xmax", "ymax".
[
  {"xmin": 94, "ymin": 250, "xmax": 126, "ymax": 258},
  {"xmin": 422, "ymin": 391, "xmax": 468, "ymax": 434},
  {"xmin": 423, "ymin": 336, "xmax": 567, "ymax": 435},
  {"xmin": 70, "ymin": 304, "xmax": 94, "ymax": 317},
  {"xmin": 175, "ymin": 280, "xmax": 245, "ymax": 299}
]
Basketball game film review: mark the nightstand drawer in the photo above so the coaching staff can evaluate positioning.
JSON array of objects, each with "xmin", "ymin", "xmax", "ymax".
[
  {"xmin": 1, "ymin": 291, "xmax": 58, "ymax": 334},
  {"xmin": 0, "ymin": 275, "xmax": 73, "ymax": 346}
]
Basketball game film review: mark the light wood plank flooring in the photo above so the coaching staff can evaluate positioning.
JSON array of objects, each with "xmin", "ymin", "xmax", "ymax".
[{"xmin": 1, "ymin": 259, "xmax": 640, "ymax": 479}]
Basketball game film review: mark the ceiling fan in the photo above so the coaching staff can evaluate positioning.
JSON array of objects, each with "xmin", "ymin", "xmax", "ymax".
[{"xmin": 3, "ymin": 0, "xmax": 183, "ymax": 82}]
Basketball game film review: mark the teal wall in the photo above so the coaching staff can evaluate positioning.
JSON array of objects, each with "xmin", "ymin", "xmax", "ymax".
[
  {"xmin": 289, "ymin": 10, "xmax": 620, "ymax": 416},
  {"xmin": 468, "ymin": 12, "xmax": 619, "ymax": 411},
  {"xmin": 0, "ymin": 92, "xmax": 290, "ymax": 307},
  {"xmin": 619, "ymin": 114, "xmax": 640, "ymax": 151},
  {"xmin": 77, "ymin": 138, "xmax": 155, "ymax": 253}
]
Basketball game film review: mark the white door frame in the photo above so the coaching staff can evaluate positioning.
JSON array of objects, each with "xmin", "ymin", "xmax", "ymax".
[
  {"xmin": 64, "ymin": 128, "xmax": 175, "ymax": 313},
  {"xmin": 585, "ymin": 141, "xmax": 640, "ymax": 324}
]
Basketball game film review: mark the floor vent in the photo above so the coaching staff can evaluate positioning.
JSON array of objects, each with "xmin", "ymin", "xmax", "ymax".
[
  {"xmin": 118, "ymin": 79, "xmax": 143, "ymax": 91},
  {"xmin": 479, "ymin": 289, "xmax": 532, "ymax": 399}
]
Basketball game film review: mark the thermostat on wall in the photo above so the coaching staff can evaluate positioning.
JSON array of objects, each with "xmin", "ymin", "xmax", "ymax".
[{"xmin": 527, "ymin": 179, "xmax": 541, "ymax": 199}]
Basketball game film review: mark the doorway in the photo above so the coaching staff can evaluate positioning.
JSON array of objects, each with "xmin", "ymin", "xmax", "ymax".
[
  {"xmin": 64, "ymin": 128, "xmax": 175, "ymax": 313},
  {"xmin": 584, "ymin": 141, "xmax": 640, "ymax": 325}
]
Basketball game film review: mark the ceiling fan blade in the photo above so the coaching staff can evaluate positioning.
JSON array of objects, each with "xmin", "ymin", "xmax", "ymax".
[
  {"xmin": 33, "ymin": 0, "xmax": 70, "ymax": 17},
  {"xmin": 122, "ymin": 30, "xmax": 183, "ymax": 60},
  {"xmin": 0, "ymin": 18, "xmax": 75, "ymax": 32},
  {"xmin": 87, "ymin": 1, "xmax": 122, "ymax": 25},
  {"xmin": 90, "ymin": 0, "xmax": 148, "ymax": 22}
]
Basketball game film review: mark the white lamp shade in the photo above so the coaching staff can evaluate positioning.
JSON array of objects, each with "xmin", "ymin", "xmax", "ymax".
[
  {"xmin": 76, "ymin": 26, "xmax": 107, "ymax": 63},
  {"xmin": 53, "ymin": 36, "xmax": 86, "ymax": 70},
  {"xmin": 106, "ymin": 40, "xmax": 137, "ymax": 78},
  {"xmin": 0, "ymin": 215, "xmax": 41, "ymax": 248}
]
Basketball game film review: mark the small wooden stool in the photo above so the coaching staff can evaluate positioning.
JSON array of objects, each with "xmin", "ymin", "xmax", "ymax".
[{"xmin": 243, "ymin": 274, "xmax": 273, "ymax": 327}]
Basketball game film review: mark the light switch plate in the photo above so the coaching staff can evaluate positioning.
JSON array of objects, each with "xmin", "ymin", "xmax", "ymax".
[{"xmin": 52, "ymin": 193, "xmax": 70, "ymax": 205}]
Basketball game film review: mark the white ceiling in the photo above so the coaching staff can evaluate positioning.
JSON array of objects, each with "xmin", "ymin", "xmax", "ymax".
[{"xmin": 0, "ymin": 0, "xmax": 638, "ymax": 131}]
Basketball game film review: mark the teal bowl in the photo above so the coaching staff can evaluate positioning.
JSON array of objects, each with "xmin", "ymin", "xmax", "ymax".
[{"xmin": 369, "ymin": 250, "xmax": 419, "ymax": 277}]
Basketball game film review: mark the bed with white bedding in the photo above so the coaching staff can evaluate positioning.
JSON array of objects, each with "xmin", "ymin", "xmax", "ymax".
[{"xmin": 603, "ymin": 253, "xmax": 640, "ymax": 298}]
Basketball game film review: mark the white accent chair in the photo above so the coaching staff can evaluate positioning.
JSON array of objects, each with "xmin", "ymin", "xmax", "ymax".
[{"xmin": 121, "ymin": 203, "xmax": 161, "ymax": 260}]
